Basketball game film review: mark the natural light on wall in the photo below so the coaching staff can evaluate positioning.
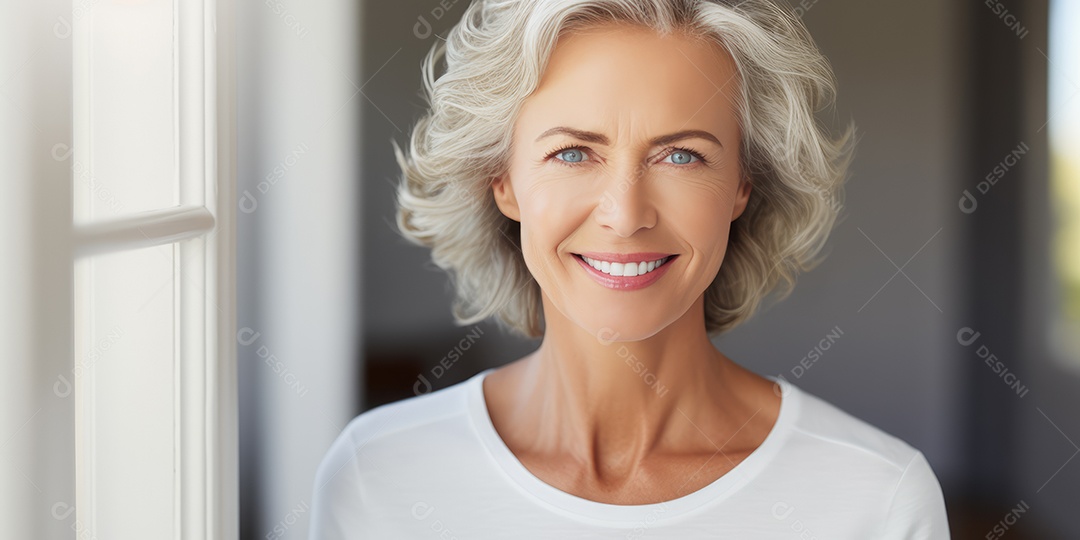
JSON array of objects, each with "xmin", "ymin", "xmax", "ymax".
[{"xmin": 1049, "ymin": 0, "xmax": 1080, "ymax": 368}]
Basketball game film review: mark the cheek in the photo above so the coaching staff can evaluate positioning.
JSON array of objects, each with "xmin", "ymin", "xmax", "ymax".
[
  {"xmin": 518, "ymin": 179, "xmax": 594, "ymax": 242},
  {"xmin": 511, "ymin": 177, "xmax": 591, "ymax": 270},
  {"xmin": 660, "ymin": 179, "xmax": 739, "ymax": 255}
]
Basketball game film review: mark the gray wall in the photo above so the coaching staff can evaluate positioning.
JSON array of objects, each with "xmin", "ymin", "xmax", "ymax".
[
  {"xmin": 360, "ymin": 0, "xmax": 537, "ymax": 396},
  {"xmin": 719, "ymin": 0, "xmax": 965, "ymax": 484}
]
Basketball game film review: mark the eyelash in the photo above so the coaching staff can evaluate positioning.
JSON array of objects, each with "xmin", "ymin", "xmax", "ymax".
[{"xmin": 544, "ymin": 144, "xmax": 708, "ymax": 168}]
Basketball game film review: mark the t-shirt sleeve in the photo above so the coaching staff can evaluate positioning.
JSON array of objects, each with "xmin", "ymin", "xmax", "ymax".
[
  {"xmin": 309, "ymin": 419, "xmax": 366, "ymax": 539},
  {"xmin": 877, "ymin": 450, "xmax": 951, "ymax": 540}
]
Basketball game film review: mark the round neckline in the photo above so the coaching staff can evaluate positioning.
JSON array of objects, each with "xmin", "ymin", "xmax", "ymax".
[{"xmin": 465, "ymin": 367, "xmax": 800, "ymax": 526}]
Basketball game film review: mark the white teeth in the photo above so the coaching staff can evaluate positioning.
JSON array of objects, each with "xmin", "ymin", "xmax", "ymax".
[{"xmin": 581, "ymin": 255, "xmax": 669, "ymax": 277}]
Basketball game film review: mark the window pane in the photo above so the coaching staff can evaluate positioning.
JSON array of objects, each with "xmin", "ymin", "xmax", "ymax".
[
  {"xmin": 77, "ymin": 1, "xmax": 177, "ymax": 222},
  {"xmin": 76, "ymin": 242, "xmax": 176, "ymax": 537},
  {"xmin": 1049, "ymin": 0, "xmax": 1080, "ymax": 365}
]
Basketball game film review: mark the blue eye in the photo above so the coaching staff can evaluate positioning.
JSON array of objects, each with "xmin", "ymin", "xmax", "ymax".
[
  {"xmin": 545, "ymin": 145, "xmax": 706, "ymax": 168},
  {"xmin": 665, "ymin": 149, "xmax": 701, "ymax": 165},
  {"xmin": 555, "ymin": 148, "xmax": 587, "ymax": 163}
]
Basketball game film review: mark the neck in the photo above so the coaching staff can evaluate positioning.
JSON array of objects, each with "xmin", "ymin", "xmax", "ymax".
[{"xmin": 506, "ymin": 294, "xmax": 746, "ymax": 478}]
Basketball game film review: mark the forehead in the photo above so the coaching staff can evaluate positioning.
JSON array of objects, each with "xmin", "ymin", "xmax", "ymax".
[{"xmin": 518, "ymin": 23, "xmax": 742, "ymax": 136}]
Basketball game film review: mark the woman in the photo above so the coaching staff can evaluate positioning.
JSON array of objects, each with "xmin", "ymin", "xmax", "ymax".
[{"xmin": 311, "ymin": 0, "xmax": 950, "ymax": 537}]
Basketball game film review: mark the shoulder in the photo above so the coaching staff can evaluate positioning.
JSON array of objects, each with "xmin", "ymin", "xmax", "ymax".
[
  {"xmin": 781, "ymin": 381, "xmax": 950, "ymax": 537},
  {"xmin": 311, "ymin": 373, "xmax": 475, "ymax": 494},
  {"xmin": 785, "ymin": 381, "xmax": 923, "ymax": 469},
  {"xmin": 321, "ymin": 373, "xmax": 474, "ymax": 465},
  {"xmin": 309, "ymin": 373, "xmax": 480, "ymax": 536}
]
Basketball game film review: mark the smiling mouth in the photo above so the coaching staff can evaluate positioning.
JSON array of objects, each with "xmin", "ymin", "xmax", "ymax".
[{"xmin": 571, "ymin": 253, "xmax": 678, "ymax": 277}]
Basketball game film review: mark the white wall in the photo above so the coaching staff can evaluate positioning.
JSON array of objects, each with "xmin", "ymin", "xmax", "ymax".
[
  {"xmin": 0, "ymin": 0, "xmax": 74, "ymax": 536},
  {"xmin": 237, "ymin": 1, "xmax": 362, "ymax": 538}
]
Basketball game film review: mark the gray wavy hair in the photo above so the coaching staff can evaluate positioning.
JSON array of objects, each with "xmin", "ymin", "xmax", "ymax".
[{"xmin": 393, "ymin": 0, "xmax": 856, "ymax": 339}]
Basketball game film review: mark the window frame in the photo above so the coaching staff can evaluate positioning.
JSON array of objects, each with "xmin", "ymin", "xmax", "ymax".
[{"xmin": 70, "ymin": 0, "xmax": 237, "ymax": 537}]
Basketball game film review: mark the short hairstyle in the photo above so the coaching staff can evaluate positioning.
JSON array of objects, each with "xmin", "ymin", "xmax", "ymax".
[{"xmin": 393, "ymin": 0, "xmax": 856, "ymax": 339}]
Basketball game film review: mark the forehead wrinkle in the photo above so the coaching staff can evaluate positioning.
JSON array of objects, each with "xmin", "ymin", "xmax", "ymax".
[{"xmin": 518, "ymin": 29, "xmax": 740, "ymax": 171}]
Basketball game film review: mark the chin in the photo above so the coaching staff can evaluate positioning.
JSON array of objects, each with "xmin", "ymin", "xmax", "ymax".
[{"xmin": 581, "ymin": 314, "xmax": 669, "ymax": 345}]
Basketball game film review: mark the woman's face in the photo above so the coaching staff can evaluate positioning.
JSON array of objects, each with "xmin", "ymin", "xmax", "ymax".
[{"xmin": 492, "ymin": 24, "xmax": 751, "ymax": 341}]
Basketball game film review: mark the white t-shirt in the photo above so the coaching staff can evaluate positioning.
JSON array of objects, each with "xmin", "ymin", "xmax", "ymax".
[{"xmin": 310, "ymin": 368, "xmax": 950, "ymax": 539}]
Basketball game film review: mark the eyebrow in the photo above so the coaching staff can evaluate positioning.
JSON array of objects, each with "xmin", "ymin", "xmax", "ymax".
[{"xmin": 535, "ymin": 126, "xmax": 723, "ymax": 148}]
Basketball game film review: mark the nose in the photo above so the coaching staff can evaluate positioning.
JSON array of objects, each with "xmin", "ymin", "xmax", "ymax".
[{"xmin": 594, "ymin": 163, "xmax": 657, "ymax": 237}]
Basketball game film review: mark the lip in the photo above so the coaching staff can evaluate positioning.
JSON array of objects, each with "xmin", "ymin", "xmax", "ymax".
[
  {"xmin": 571, "ymin": 253, "xmax": 677, "ymax": 291},
  {"xmin": 575, "ymin": 252, "xmax": 674, "ymax": 264}
]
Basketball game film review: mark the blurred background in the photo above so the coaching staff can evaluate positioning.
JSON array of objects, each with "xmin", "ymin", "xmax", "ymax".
[
  {"xmin": 233, "ymin": 0, "xmax": 1080, "ymax": 538},
  {"xmin": 214, "ymin": 0, "xmax": 1079, "ymax": 537}
]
